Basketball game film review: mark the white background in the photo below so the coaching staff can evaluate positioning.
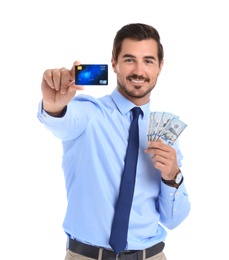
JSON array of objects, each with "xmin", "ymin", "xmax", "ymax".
[{"xmin": 1, "ymin": 0, "xmax": 228, "ymax": 259}]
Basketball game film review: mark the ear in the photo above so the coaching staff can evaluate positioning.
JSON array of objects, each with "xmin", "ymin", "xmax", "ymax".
[
  {"xmin": 111, "ymin": 57, "xmax": 117, "ymax": 73},
  {"xmin": 158, "ymin": 59, "xmax": 164, "ymax": 76}
]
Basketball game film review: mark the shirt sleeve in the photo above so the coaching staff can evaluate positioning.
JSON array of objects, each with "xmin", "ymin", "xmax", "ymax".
[
  {"xmin": 158, "ymin": 179, "xmax": 191, "ymax": 229},
  {"xmin": 37, "ymin": 95, "xmax": 99, "ymax": 140},
  {"xmin": 37, "ymin": 100, "xmax": 73, "ymax": 139}
]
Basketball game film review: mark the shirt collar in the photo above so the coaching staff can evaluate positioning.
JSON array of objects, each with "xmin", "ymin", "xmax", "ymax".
[{"xmin": 111, "ymin": 88, "xmax": 150, "ymax": 118}]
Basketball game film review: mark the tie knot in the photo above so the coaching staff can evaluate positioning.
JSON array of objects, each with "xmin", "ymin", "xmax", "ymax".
[{"xmin": 131, "ymin": 107, "xmax": 142, "ymax": 119}]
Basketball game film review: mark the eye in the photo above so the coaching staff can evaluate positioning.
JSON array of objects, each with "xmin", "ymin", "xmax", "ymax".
[
  {"xmin": 145, "ymin": 59, "xmax": 154, "ymax": 64},
  {"xmin": 124, "ymin": 58, "xmax": 135, "ymax": 63}
]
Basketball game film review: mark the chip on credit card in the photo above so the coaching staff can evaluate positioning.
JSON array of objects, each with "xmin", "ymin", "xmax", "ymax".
[{"xmin": 75, "ymin": 64, "xmax": 108, "ymax": 85}]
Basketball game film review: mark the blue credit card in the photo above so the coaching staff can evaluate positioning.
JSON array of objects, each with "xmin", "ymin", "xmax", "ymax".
[{"xmin": 75, "ymin": 64, "xmax": 108, "ymax": 85}]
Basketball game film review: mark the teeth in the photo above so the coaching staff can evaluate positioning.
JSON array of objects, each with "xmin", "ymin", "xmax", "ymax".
[{"xmin": 131, "ymin": 79, "xmax": 144, "ymax": 83}]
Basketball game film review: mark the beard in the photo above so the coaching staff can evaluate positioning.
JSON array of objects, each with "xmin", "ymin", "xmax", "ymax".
[{"xmin": 117, "ymin": 74, "xmax": 156, "ymax": 99}]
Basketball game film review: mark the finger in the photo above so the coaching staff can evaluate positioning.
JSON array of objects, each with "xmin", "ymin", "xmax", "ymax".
[
  {"xmin": 67, "ymin": 79, "xmax": 75, "ymax": 87},
  {"xmin": 60, "ymin": 68, "xmax": 72, "ymax": 94},
  {"xmin": 152, "ymin": 154, "xmax": 167, "ymax": 165},
  {"xmin": 148, "ymin": 141, "xmax": 162, "ymax": 148},
  {"xmin": 52, "ymin": 69, "xmax": 62, "ymax": 91},
  {"xmin": 70, "ymin": 60, "xmax": 81, "ymax": 81},
  {"xmin": 63, "ymin": 61, "xmax": 84, "ymax": 94},
  {"xmin": 148, "ymin": 141, "xmax": 170, "ymax": 153},
  {"xmin": 144, "ymin": 146, "xmax": 154, "ymax": 154},
  {"xmin": 43, "ymin": 69, "xmax": 55, "ymax": 89},
  {"xmin": 59, "ymin": 61, "xmax": 82, "ymax": 94}
]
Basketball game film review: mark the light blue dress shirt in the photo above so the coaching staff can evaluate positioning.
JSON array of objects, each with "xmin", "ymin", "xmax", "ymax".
[{"xmin": 37, "ymin": 88, "xmax": 190, "ymax": 250}]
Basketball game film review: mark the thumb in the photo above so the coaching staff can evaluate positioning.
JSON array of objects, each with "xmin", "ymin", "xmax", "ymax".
[
  {"xmin": 66, "ymin": 60, "xmax": 84, "ymax": 95},
  {"xmin": 69, "ymin": 60, "xmax": 81, "ymax": 82}
]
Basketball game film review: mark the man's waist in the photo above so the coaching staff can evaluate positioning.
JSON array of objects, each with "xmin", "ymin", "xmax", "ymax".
[{"xmin": 67, "ymin": 238, "xmax": 165, "ymax": 260}]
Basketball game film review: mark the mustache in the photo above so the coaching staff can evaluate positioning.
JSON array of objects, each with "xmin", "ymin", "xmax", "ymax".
[{"xmin": 127, "ymin": 74, "xmax": 149, "ymax": 81}]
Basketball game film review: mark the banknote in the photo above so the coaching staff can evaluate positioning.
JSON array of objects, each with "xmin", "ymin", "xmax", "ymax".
[{"xmin": 147, "ymin": 111, "xmax": 187, "ymax": 146}]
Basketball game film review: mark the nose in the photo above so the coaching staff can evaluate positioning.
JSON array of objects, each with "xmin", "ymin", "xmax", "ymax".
[{"xmin": 132, "ymin": 62, "xmax": 144, "ymax": 75}]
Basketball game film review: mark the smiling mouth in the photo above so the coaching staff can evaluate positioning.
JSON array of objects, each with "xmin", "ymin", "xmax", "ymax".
[
  {"xmin": 130, "ymin": 79, "xmax": 145, "ymax": 84},
  {"xmin": 127, "ymin": 75, "xmax": 148, "ymax": 84}
]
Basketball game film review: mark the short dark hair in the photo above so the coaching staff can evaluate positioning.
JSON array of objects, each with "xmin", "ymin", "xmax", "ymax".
[{"xmin": 112, "ymin": 23, "xmax": 164, "ymax": 65}]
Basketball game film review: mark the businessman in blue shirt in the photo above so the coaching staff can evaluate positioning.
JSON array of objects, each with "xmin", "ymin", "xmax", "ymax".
[{"xmin": 37, "ymin": 23, "xmax": 190, "ymax": 260}]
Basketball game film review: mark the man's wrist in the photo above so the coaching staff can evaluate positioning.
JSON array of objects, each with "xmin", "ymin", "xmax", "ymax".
[
  {"xmin": 42, "ymin": 103, "xmax": 67, "ymax": 117},
  {"xmin": 161, "ymin": 171, "xmax": 183, "ymax": 188}
]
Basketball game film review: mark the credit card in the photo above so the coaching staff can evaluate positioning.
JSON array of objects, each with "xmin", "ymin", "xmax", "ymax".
[{"xmin": 75, "ymin": 64, "xmax": 108, "ymax": 85}]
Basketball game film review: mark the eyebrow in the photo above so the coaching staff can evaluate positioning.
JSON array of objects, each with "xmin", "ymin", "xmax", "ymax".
[{"xmin": 122, "ymin": 54, "xmax": 156, "ymax": 61}]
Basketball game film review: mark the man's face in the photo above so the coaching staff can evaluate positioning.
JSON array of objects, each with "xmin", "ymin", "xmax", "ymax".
[{"xmin": 112, "ymin": 38, "xmax": 163, "ymax": 106}]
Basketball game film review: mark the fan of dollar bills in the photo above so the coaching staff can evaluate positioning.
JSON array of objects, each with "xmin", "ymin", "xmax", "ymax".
[{"xmin": 147, "ymin": 111, "xmax": 187, "ymax": 146}]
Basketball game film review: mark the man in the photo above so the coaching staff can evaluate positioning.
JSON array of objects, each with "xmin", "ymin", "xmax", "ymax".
[{"xmin": 37, "ymin": 23, "xmax": 190, "ymax": 260}]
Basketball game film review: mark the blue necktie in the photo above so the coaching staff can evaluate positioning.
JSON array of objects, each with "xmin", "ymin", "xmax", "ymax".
[{"xmin": 109, "ymin": 107, "xmax": 142, "ymax": 254}]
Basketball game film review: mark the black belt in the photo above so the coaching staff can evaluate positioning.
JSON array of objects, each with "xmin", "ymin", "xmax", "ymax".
[{"xmin": 67, "ymin": 238, "xmax": 165, "ymax": 260}]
